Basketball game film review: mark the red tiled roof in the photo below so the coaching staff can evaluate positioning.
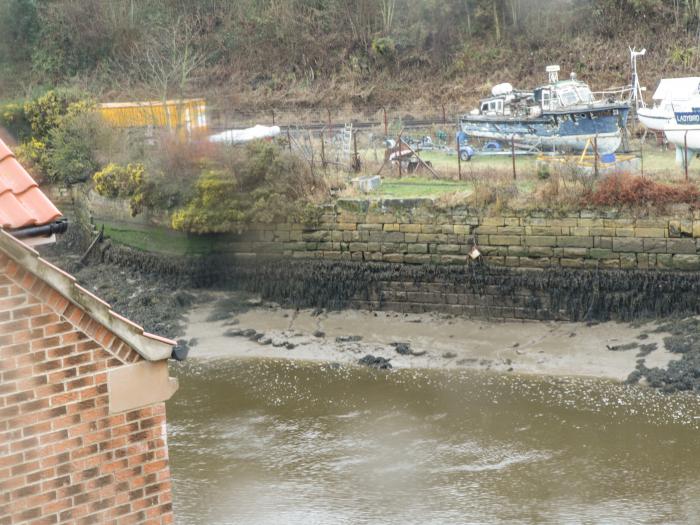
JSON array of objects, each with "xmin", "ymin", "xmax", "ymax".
[{"xmin": 0, "ymin": 138, "xmax": 62, "ymax": 229}]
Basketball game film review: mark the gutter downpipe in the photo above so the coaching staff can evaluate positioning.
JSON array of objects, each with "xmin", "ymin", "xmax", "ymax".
[{"xmin": 11, "ymin": 219, "xmax": 69, "ymax": 239}]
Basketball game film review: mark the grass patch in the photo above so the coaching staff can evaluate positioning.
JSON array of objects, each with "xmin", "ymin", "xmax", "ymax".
[
  {"xmin": 377, "ymin": 177, "xmax": 472, "ymax": 198},
  {"xmin": 101, "ymin": 222, "xmax": 218, "ymax": 255}
]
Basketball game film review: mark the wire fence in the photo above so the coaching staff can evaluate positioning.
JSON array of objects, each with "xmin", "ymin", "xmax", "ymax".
[{"xmin": 195, "ymin": 101, "xmax": 693, "ymax": 187}]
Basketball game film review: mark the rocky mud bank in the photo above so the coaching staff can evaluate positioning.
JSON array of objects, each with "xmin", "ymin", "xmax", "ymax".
[{"xmin": 42, "ymin": 227, "xmax": 700, "ymax": 393}]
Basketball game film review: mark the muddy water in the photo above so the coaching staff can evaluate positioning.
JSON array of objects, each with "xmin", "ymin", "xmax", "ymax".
[{"xmin": 167, "ymin": 359, "xmax": 700, "ymax": 524}]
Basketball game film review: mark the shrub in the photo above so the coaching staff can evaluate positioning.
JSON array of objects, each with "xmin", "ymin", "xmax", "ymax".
[
  {"xmin": 588, "ymin": 174, "xmax": 700, "ymax": 209},
  {"xmin": 171, "ymin": 142, "xmax": 327, "ymax": 233},
  {"xmin": 93, "ymin": 163, "xmax": 144, "ymax": 198},
  {"xmin": 44, "ymin": 111, "xmax": 100, "ymax": 184}
]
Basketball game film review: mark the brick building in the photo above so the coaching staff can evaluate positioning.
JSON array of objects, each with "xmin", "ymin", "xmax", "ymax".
[{"xmin": 1, "ymin": 139, "xmax": 179, "ymax": 524}]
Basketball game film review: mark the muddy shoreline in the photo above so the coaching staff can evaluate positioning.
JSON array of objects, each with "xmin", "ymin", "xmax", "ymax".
[{"xmin": 40, "ymin": 228, "xmax": 700, "ymax": 393}]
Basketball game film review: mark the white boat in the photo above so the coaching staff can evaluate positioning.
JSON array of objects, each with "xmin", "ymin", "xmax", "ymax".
[{"xmin": 637, "ymin": 77, "xmax": 700, "ymax": 132}]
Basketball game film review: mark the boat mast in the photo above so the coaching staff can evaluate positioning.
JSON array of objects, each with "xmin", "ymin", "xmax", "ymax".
[{"xmin": 629, "ymin": 46, "xmax": 646, "ymax": 110}]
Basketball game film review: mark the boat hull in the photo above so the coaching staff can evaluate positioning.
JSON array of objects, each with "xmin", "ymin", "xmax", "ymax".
[
  {"xmin": 637, "ymin": 107, "xmax": 673, "ymax": 132},
  {"xmin": 459, "ymin": 106, "xmax": 629, "ymax": 154}
]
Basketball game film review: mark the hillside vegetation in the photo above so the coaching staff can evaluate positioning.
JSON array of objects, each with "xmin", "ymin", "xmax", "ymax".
[{"xmin": 3, "ymin": 0, "xmax": 700, "ymax": 113}]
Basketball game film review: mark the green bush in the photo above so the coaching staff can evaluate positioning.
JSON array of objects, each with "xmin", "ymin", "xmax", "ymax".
[
  {"xmin": 93, "ymin": 163, "xmax": 144, "ymax": 198},
  {"xmin": 171, "ymin": 142, "xmax": 327, "ymax": 233},
  {"xmin": 5, "ymin": 89, "xmax": 99, "ymax": 185}
]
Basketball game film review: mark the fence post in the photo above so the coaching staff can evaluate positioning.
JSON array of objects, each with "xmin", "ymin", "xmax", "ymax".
[
  {"xmin": 287, "ymin": 127, "xmax": 292, "ymax": 152},
  {"xmin": 383, "ymin": 107, "xmax": 388, "ymax": 137},
  {"xmin": 685, "ymin": 130, "xmax": 689, "ymax": 182},
  {"xmin": 511, "ymin": 135, "xmax": 516, "ymax": 180},
  {"xmin": 640, "ymin": 136, "xmax": 644, "ymax": 177},
  {"xmin": 320, "ymin": 129, "xmax": 326, "ymax": 169},
  {"xmin": 397, "ymin": 132, "xmax": 402, "ymax": 179},
  {"xmin": 352, "ymin": 130, "xmax": 360, "ymax": 172},
  {"xmin": 457, "ymin": 134, "xmax": 462, "ymax": 181},
  {"xmin": 442, "ymin": 104, "xmax": 446, "ymax": 125},
  {"xmin": 594, "ymin": 134, "xmax": 599, "ymax": 178},
  {"xmin": 327, "ymin": 108, "xmax": 332, "ymax": 130},
  {"xmin": 271, "ymin": 109, "xmax": 276, "ymax": 126}
]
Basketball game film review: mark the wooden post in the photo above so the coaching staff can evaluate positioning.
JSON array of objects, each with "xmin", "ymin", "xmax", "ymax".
[
  {"xmin": 352, "ymin": 129, "xmax": 360, "ymax": 172},
  {"xmin": 327, "ymin": 109, "xmax": 332, "ymax": 130},
  {"xmin": 271, "ymin": 109, "xmax": 276, "ymax": 125},
  {"xmin": 442, "ymin": 104, "xmax": 446, "ymax": 125},
  {"xmin": 397, "ymin": 132, "xmax": 402, "ymax": 179},
  {"xmin": 383, "ymin": 107, "xmax": 388, "ymax": 136},
  {"xmin": 640, "ymin": 136, "xmax": 644, "ymax": 177},
  {"xmin": 320, "ymin": 129, "xmax": 326, "ymax": 169},
  {"xmin": 594, "ymin": 134, "xmax": 599, "ymax": 178},
  {"xmin": 685, "ymin": 130, "xmax": 689, "ymax": 182},
  {"xmin": 511, "ymin": 135, "xmax": 516, "ymax": 180},
  {"xmin": 457, "ymin": 134, "xmax": 462, "ymax": 181},
  {"xmin": 287, "ymin": 127, "xmax": 292, "ymax": 152}
]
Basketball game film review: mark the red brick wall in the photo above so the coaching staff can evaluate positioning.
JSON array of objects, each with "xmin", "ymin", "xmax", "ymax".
[{"xmin": 0, "ymin": 253, "xmax": 175, "ymax": 524}]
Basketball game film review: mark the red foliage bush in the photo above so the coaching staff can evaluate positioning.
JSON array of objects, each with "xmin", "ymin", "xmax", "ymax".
[{"xmin": 587, "ymin": 174, "xmax": 700, "ymax": 208}]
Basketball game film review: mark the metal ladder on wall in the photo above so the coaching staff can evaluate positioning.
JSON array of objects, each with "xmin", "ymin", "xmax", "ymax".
[{"xmin": 340, "ymin": 124, "xmax": 353, "ymax": 163}]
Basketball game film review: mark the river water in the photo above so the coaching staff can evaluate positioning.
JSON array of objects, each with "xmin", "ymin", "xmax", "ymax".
[{"xmin": 167, "ymin": 358, "xmax": 700, "ymax": 524}]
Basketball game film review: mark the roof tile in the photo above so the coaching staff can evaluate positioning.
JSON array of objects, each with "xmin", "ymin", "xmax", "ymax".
[{"xmin": 0, "ymin": 138, "xmax": 61, "ymax": 229}]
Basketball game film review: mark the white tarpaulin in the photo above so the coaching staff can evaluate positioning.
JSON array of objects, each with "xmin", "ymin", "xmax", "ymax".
[
  {"xmin": 652, "ymin": 77, "xmax": 700, "ymax": 102},
  {"xmin": 209, "ymin": 125, "xmax": 281, "ymax": 144}
]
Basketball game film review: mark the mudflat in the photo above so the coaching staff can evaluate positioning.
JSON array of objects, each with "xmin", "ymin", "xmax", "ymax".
[{"xmin": 183, "ymin": 294, "xmax": 677, "ymax": 381}]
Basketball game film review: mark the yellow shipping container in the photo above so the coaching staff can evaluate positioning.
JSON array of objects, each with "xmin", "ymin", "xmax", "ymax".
[{"xmin": 98, "ymin": 98, "xmax": 207, "ymax": 134}]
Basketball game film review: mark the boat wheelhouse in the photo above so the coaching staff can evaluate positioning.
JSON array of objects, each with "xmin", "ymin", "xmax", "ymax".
[{"xmin": 459, "ymin": 66, "xmax": 630, "ymax": 154}]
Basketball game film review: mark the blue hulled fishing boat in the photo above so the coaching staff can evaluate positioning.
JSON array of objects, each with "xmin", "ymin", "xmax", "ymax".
[{"xmin": 459, "ymin": 66, "xmax": 630, "ymax": 154}]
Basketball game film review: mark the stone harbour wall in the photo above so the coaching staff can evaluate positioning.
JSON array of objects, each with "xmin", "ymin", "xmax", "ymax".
[{"xmin": 221, "ymin": 199, "xmax": 700, "ymax": 271}]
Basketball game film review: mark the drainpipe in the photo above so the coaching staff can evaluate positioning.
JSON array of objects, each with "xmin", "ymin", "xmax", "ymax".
[{"xmin": 11, "ymin": 219, "xmax": 69, "ymax": 239}]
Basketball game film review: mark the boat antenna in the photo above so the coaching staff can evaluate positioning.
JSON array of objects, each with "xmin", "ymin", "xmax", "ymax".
[{"xmin": 629, "ymin": 46, "xmax": 646, "ymax": 110}]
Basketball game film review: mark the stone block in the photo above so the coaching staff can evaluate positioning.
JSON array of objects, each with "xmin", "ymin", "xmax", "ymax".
[
  {"xmin": 673, "ymin": 254, "xmax": 700, "ymax": 270},
  {"xmin": 508, "ymin": 245, "xmax": 528, "ymax": 257},
  {"xmin": 527, "ymin": 246, "xmax": 554, "ymax": 257},
  {"xmin": 571, "ymin": 227, "xmax": 590, "ymax": 236},
  {"xmin": 358, "ymin": 223, "xmax": 383, "ymax": 231},
  {"xmin": 437, "ymin": 244, "xmax": 461, "ymax": 254},
  {"xmin": 440, "ymin": 255, "xmax": 468, "ymax": 265},
  {"xmin": 693, "ymin": 220, "xmax": 700, "ymax": 238},
  {"xmin": 400, "ymin": 224, "xmax": 422, "ymax": 233},
  {"xmin": 656, "ymin": 254, "xmax": 673, "ymax": 269},
  {"xmin": 418, "ymin": 233, "xmax": 446, "ymax": 243},
  {"xmin": 404, "ymin": 254, "xmax": 431, "ymax": 264},
  {"xmin": 504, "ymin": 217, "xmax": 521, "ymax": 226},
  {"xmin": 505, "ymin": 256, "xmax": 521, "ymax": 267},
  {"xmin": 620, "ymin": 253, "xmax": 637, "ymax": 269},
  {"xmin": 615, "ymin": 228, "xmax": 635, "ymax": 237},
  {"xmin": 525, "ymin": 235, "xmax": 556, "ymax": 247},
  {"xmin": 382, "ymin": 253, "xmax": 404, "ymax": 263},
  {"xmin": 497, "ymin": 226, "xmax": 525, "ymax": 234},
  {"xmin": 383, "ymin": 232, "xmax": 405, "ymax": 243},
  {"xmin": 383, "ymin": 223, "xmax": 400, "ymax": 232},
  {"xmin": 557, "ymin": 236, "xmax": 593, "ymax": 248},
  {"xmin": 590, "ymin": 227, "xmax": 615, "ymax": 236},
  {"xmin": 453, "ymin": 225, "xmax": 471, "ymax": 234},
  {"xmin": 381, "ymin": 243, "xmax": 397, "ymax": 253},
  {"xmin": 612, "ymin": 237, "xmax": 644, "ymax": 252},
  {"xmin": 669, "ymin": 220, "xmax": 682, "ymax": 238},
  {"xmin": 595, "ymin": 236, "xmax": 613, "ymax": 249},
  {"xmin": 526, "ymin": 226, "xmax": 563, "ymax": 236},
  {"xmin": 600, "ymin": 259, "xmax": 620, "ymax": 269},
  {"xmin": 642, "ymin": 238, "xmax": 666, "ymax": 253},
  {"xmin": 604, "ymin": 218, "xmax": 634, "ymax": 227},
  {"xmin": 404, "ymin": 233, "xmax": 418, "ymax": 243},
  {"xmin": 474, "ymin": 225, "xmax": 501, "ymax": 235},
  {"xmin": 482, "ymin": 217, "xmax": 505, "ymax": 226},
  {"xmin": 407, "ymin": 243, "xmax": 428, "ymax": 254},
  {"xmin": 302, "ymin": 230, "xmax": 330, "ymax": 242},
  {"xmin": 441, "ymin": 225, "xmax": 455, "ymax": 234},
  {"xmin": 489, "ymin": 235, "xmax": 521, "ymax": 246},
  {"xmin": 420, "ymin": 224, "xmax": 440, "ymax": 234},
  {"xmin": 636, "ymin": 219, "xmax": 668, "ymax": 229},
  {"xmin": 519, "ymin": 257, "xmax": 550, "ymax": 268},
  {"xmin": 666, "ymin": 238, "xmax": 697, "ymax": 254},
  {"xmin": 484, "ymin": 255, "xmax": 505, "ymax": 266},
  {"xmin": 589, "ymin": 248, "xmax": 615, "ymax": 259},
  {"xmin": 367, "ymin": 242, "xmax": 380, "ymax": 252},
  {"xmin": 636, "ymin": 253, "xmax": 650, "ymax": 269},
  {"xmin": 563, "ymin": 247, "xmax": 588, "ymax": 257},
  {"xmin": 337, "ymin": 222, "xmax": 356, "ymax": 231},
  {"xmin": 635, "ymin": 227, "xmax": 667, "ymax": 238},
  {"xmin": 349, "ymin": 242, "xmax": 368, "ymax": 252},
  {"xmin": 560, "ymin": 257, "xmax": 585, "ymax": 268}
]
